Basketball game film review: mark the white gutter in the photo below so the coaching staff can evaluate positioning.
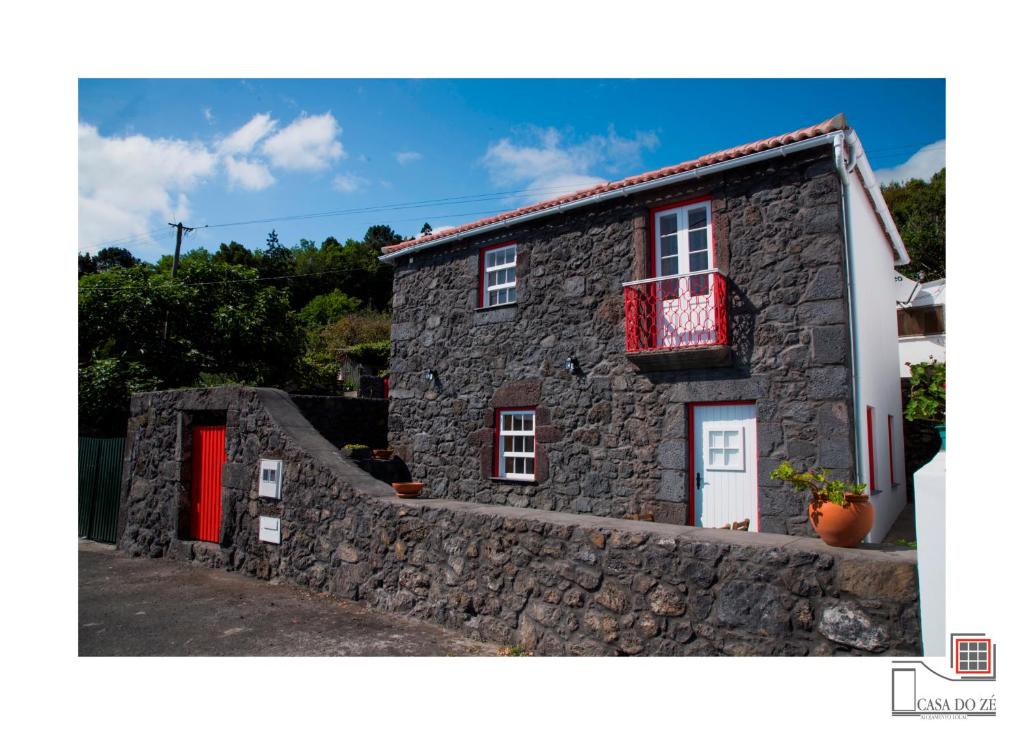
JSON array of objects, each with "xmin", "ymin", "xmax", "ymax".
[
  {"xmin": 379, "ymin": 132, "xmax": 846, "ymax": 263},
  {"xmin": 834, "ymin": 132, "xmax": 865, "ymax": 487}
]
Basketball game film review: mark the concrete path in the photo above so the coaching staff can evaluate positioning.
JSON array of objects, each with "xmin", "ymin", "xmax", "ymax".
[{"xmin": 79, "ymin": 540, "xmax": 498, "ymax": 656}]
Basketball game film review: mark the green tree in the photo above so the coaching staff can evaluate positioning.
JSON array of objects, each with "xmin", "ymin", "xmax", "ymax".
[
  {"xmin": 78, "ymin": 358, "xmax": 159, "ymax": 436},
  {"xmin": 363, "ymin": 224, "xmax": 404, "ymax": 250},
  {"xmin": 298, "ymin": 289, "xmax": 363, "ymax": 327},
  {"xmin": 78, "ymin": 224, "xmax": 400, "ymax": 433},
  {"xmin": 882, "ymin": 168, "xmax": 945, "ymax": 281},
  {"xmin": 78, "ymin": 247, "xmax": 138, "ymax": 277},
  {"xmin": 300, "ymin": 310, "xmax": 392, "ymax": 389},
  {"xmin": 213, "ymin": 241, "xmax": 257, "ymax": 268},
  {"xmin": 78, "ymin": 252, "xmax": 96, "ymax": 277},
  {"xmin": 79, "ymin": 258, "xmax": 305, "ymax": 431}
]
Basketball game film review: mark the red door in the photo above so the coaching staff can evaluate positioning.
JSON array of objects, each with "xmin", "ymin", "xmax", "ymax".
[{"xmin": 191, "ymin": 425, "xmax": 226, "ymax": 542}]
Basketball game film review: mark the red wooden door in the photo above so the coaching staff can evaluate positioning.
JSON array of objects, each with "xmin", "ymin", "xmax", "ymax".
[{"xmin": 190, "ymin": 425, "xmax": 226, "ymax": 542}]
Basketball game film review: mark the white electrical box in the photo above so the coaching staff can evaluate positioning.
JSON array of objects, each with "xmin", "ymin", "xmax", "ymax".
[
  {"xmin": 259, "ymin": 516, "xmax": 281, "ymax": 544},
  {"xmin": 259, "ymin": 459, "xmax": 283, "ymax": 499}
]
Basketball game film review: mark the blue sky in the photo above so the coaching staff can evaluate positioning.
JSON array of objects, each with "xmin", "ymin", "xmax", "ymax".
[{"xmin": 78, "ymin": 78, "xmax": 945, "ymax": 260}]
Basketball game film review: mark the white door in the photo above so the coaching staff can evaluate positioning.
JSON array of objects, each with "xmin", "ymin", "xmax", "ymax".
[
  {"xmin": 654, "ymin": 200, "xmax": 716, "ymax": 347},
  {"xmin": 692, "ymin": 403, "xmax": 758, "ymax": 530}
]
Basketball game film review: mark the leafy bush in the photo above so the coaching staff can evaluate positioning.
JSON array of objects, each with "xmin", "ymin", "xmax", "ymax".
[
  {"xmin": 79, "ymin": 358, "xmax": 160, "ymax": 436},
  {"xmin": 770, "ymin": 461, "xmax": 866, "ymax": 507},
  {"xmin": 298, "ymin": 289, "xmax": 363, "ymax": 327},
  {"xmin": 341, "ymin": 340, "xmax": 391, "ymax": 363},
  {"xmin": 904, "ymin": 359, "xmax": 945, "ymax": 423}
]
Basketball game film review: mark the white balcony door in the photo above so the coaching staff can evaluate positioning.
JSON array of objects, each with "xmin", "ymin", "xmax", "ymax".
[
  {"xmin": 654, "ymin": 201, "xmax": 716, "ymax": 347},
  {"xmin": 692, "ymin": 403, "xmax": 758, "ymax": 531}
]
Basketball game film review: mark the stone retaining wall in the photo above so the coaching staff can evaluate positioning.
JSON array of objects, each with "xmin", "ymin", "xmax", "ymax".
[{"xmin": 118, "ymin": 387, "xmax": 920, "ymax": 656}]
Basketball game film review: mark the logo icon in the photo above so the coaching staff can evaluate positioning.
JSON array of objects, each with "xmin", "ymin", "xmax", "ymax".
[{"xmin": 891, "ymin": 632, "xmax": 997, "ymax": 718}]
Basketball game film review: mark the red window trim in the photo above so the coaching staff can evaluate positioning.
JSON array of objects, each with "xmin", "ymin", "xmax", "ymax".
[
  {"xmin": 478, "ymin": 240, "xmax": 517, "ymax": 308},
  {"xmin": 686, "ymin": 400, "xmax": 756, "ymax": 528},
  {"xmin": 493, "ymin": 406, "xmax": 536, "ymax": 478},
  {"xmin": 866, "ymin": 406, "xmax": 877, "ymax": 492},
  {"xmin": 647, "ymin": 195, "xmax": 714, "ymax": 280},
  {"xmin": 887, "ymin": 414, "xmax": 895, "ymax": 488}
]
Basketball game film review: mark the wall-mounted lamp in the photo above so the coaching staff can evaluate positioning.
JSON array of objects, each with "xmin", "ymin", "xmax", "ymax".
[
  {"xmin": 564, "ymin": 356, "xmax": 580, "ymax": 375},
  {"xmin": 423, "ymin": 368, "xmax": 437, "ymax": 384}
]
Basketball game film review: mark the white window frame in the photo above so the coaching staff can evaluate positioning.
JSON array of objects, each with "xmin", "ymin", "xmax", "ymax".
[
  {"xmin": 482, "ymin": 243, "xmax": 517, "ymax": 307},
  {"xmin": 653, "ymin": 201, "xmax": 713, "ymax": 279},
  {"xmin": 704, "ymin": 427, "xmax": 745, "ymax": 471},
  {"xmin": 497, "ymin": 408, "xmax": 536, "ymax": 480}
]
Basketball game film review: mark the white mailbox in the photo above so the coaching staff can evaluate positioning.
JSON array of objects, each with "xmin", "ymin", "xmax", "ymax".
[
  {"xmin": 259, "ymin": 459, "xmax": 283, "ymax": 499},
  {"xmin": 259, "ymin": 516, "xmax": 281, "ymax": 544}
]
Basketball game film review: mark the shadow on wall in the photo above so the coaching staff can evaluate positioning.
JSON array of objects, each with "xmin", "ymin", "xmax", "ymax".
[{"xmin": 289, "ymin": 394, "xmax": 388, "ymax": 450}]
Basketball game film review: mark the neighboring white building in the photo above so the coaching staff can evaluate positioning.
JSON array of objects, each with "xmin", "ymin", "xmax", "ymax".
[{"xmin": 895, "ymin": 274, "xmax": 946, "ymax": 377}]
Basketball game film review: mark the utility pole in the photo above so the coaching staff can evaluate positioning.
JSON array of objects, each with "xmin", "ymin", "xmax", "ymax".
[
  {"xmin": 163, "ymin": 221, "xmax": 196, "ymax": 340},
  {"xmin": 168, "ymin": 221, "xmax": 195, "ymax": 278}
]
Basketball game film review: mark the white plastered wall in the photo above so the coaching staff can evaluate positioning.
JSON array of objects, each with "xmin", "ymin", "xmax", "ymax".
[{"xmin": 846, "ymin": 178, "xmax": 908, "ymax": 542}]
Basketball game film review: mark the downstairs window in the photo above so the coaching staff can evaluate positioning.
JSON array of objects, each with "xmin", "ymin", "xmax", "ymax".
[{"xmin": 496, "ymin": 408, "xmax": 535, "ymax": 480}]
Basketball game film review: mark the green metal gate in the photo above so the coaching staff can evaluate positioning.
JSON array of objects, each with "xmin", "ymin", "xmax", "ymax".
[{"xmin": 78, "ymin": 437, "xmax": 125, "ymax": 544}]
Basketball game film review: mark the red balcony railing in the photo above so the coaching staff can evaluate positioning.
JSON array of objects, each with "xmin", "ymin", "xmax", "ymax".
[{"xmin": 623, "ymin": 270, "xmax": 728, "ymax": 353}]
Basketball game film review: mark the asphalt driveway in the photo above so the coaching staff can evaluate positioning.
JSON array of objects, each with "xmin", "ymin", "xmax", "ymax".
[{"xmin": 79, "ymin": 540, "xmax": 497, "ymax": 656}]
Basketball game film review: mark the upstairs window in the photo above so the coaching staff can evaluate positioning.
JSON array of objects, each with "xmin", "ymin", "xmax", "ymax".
[
  {"xmin": 480, "ymin": 242, "xmax": 517, "ymax": 307},
  {"xmin": 496, "ymin": 409, "xmax": 535, "ymax": 480},
  {"xmin": 653, "ymin": 200, "xmax": 713, "ymax": 295}
]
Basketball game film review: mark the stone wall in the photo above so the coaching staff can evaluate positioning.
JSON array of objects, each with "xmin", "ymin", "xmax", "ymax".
[
  {"xmin": 118, "ymin": 387, "xmax": 920, "ymax": 656},
  {"xmin": 387, "ymin": 147, "xmax": 855, "ymax": 535}
]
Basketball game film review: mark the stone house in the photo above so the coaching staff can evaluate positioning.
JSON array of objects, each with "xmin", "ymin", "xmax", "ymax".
[{"xmin": 380, "ymin": 114, "xmax": 910, "ymax": 543}]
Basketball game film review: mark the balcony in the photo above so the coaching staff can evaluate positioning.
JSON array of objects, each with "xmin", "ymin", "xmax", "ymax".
[{"xmin": 623, "ymin": 270, "xmax": 731, "ymax": 370}]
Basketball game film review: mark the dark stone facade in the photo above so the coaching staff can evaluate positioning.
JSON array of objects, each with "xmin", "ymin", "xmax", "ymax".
[
  {"xmin": 117, "ymin": 387, "xmax": 920, "ymax": 656},
  {"xmin": 387, "ymin": 148, "xmax": 855, "ymax": 535}
]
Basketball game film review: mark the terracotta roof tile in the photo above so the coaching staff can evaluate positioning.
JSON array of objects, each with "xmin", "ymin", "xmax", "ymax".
[{"xmin": 381, "ymin": 113, "xmax": 848, "ymax": 256}]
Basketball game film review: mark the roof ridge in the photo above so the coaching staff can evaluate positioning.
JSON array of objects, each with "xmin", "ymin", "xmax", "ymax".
[{"xmin": 381, "ymin": 114, "xmax": 848, "ymax": 256}]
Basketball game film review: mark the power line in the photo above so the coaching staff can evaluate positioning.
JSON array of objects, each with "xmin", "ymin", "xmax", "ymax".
[
  {"xmin": 80, "ymin": 181, "xmax": 592, "ymax": 251},
  {"xmin": 81, "ymin": 139, "xmax": 946, "ymax": 252}
]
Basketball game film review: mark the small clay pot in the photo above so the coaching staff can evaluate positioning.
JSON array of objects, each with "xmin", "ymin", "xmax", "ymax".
[
  {"xmin": 372, "ymin": 449, "xmax": 394, "ymax": 460},
  {"xmin": 808, "ymin": 493, "xmax": 874, "ymax": 547},
  {"xmin": 392, "ymin": 481, "xmax": 424, "ymax": 499}
]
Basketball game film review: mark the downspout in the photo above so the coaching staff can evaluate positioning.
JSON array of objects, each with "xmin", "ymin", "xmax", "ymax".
[{"xmin": 833, "ymin": 132, "xmax": 864, "ymax": 487}]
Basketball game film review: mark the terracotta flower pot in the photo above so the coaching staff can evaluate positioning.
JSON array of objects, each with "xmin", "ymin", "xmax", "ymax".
[
  {"xmin": 808, "ymin": 493, "xmax": 874, "ymax": 547},
  {"xmin": 392, "ymin": 481, "xmax": 424, "ymax": 499},
  {"xmin": 372, "ymin": 449, "xmax": 394, "ymax": 460}
]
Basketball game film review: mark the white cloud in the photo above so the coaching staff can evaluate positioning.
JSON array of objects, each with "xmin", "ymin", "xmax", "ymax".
[
  {"xmin": 218, "ymin": 112, "xmax": 277, "ymax": 156},
  {"xmin": 482, "ymin": 125, "xmax": 658, "ymax": 201},
  {"xmin": 261, "ymin": 112, "xmax": 344, "ymax": 171},
  {"xmin": 394, "ymin": 151, "xmax": 423, "ymax": 165},
  {"xmin": 224, "ymin": 156, "xmax": 275, "ymax": 191},
  {"xmin": 202, "ymin": 107, "xmax": 215, "ymax": 124},
  {"xmin": 874, "ymin": 140, "xmax": 946, "ymax": 185},
  {"xmin": 332, "ymin": 173, "xmax": 368, "ymax": 193},
  {"xmin": 80, "ymin": 111, "xmax": 354, "ymax": 253},
  {"xmin": 78, "ymin": 123, "xmax": 216, "ymax": 254}
]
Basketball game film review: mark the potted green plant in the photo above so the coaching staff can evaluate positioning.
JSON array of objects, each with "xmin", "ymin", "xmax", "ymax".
[
  {"xmin": 343, "ymin": 443, "xmax": 372, "ymax": 461},
  {"xmin": 904, "ymin": 358, "xmax": 946, "ymax": 450},
  {"xmin": 770, "ymin": 461, "xmax": 871, "ymax": 547}
]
